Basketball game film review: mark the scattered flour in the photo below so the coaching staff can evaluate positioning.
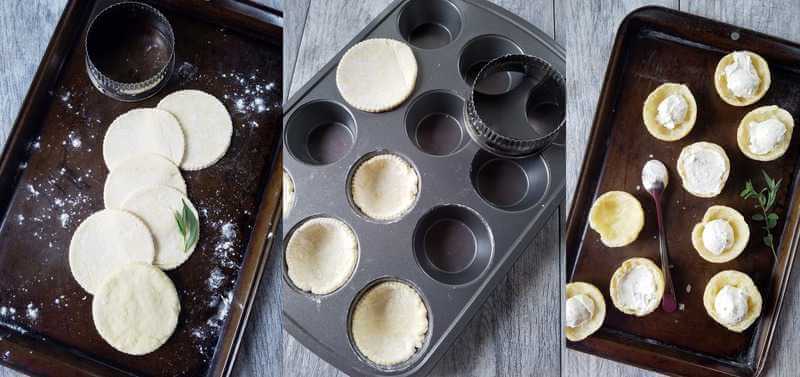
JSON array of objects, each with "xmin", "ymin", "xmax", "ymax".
[{"xmin": 25, "ymin": 303, "xmax": 39, "ymax": 321}]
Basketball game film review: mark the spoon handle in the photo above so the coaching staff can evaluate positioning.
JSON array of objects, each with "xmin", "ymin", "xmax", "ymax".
[{"xmin": 653, "ymin": 191, "xmax": 678, "ymax": 312}]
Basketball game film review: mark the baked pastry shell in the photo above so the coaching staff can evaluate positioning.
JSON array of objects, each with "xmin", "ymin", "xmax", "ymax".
[
  {"xmin": 588, "ymin": 191, "xmax": 645, "ymax": 248},
  {"xmin": 737, "ymin": 105, "xmax": 794, "ymax": 161},
  {"xmin": 565, "ymin": 282, "xmax": 606, "ymax": 342},
  {"xmin": 642, "ymin": 83, "xmax": 697, "ymax": 141},
  {"xmin": 703, "ymin": 270, "xmax": 763, "ymax": 332},
  {"xmin": 609, "ymin": 257, "xmax": 665, "ymax": 317},
  {"xmin": 714, "ymin": 50, "xmax": 771, "ymax": 107},
  {"xmin": 691, "ymin": 205, "xmax": 750, "ymax": 263},
  {"xmin": 676, "ymin": 141, "xmax": 730, "ymax": 198}
]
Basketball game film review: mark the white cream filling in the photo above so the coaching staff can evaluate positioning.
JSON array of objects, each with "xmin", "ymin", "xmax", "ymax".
[
  {"xmin": 565, "ymin": 294, "xmax": 595, "ymax": 328},
  {"xmin": 655, "ymin": 94, "xmax": 688, "ymax": 129},
  {"xmin": 618, "ymin": 265, "xmax": 658, "ymax": 312},
  {"xmin": 642, "ymin": 159, "xmax": 668, "ymax": 189},
  {"xmin": 681, "ymin": 147, "xmax": 726, "ymax": 196},
  {"xmin": 724, "ymin": 52, "xmax": 760, "ymax": 98},
  {"xmin": 702, "ymin": 219, "xmax": 734, "ymax": 255},
  {"xmin": 748, "ymin": 118, "xmax": 786, "ymax": 155},
  {"xmin": 714, "ymin": 285, "xmax": 749, "ymax": 326}
]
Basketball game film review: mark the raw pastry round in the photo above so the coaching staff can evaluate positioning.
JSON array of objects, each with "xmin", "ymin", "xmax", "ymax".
[
  {"xmin": 102, "ymin": 108, "xmax": 185, "ymax": 170},
  {"xmin": 285, "ymin": 217, "xmax": 358, "ymax": 295},
  {"xmin": 351, "ymin": 154, "xmax": 419, "ymax": 221},
  {"xmin": 642, "ymin": 83, "xmax": 697, "ymax": 141},
  {"xmin": 157, "ymin": 90, "xmax": 233, "ymax": 170},
  {"xmin": 714, "ymin": 51, "xmax": 770, "ymax": 107},
  {"xmin": 336, "ymin": 38, "xmax": 418, "ymax": 112},
  {"xmin": 69, "ymin": 209, "xmax": 155, "ymax": 295},
  {"xmin": 565, "ymin": 282, "xmax": 606, "ymax": 342},
  {"xmin": 92, "ymin": 262, "xmax": 180, "ymax": 355},
  {"xmin": 121, "ymin": 186, "xmax": 199, "ymax": 270},
  {"xmin": 588, "ymin": 191, "xmax": 644, "ymax": 247},
  {"xmin": 691, "ymin": 205, "xmax": 750, "ymax": 263},
  {"xmin": 351, "ymin": 281, "xmax": 428, "ymax": 366},
  {"xmin": 609, "ymin": 257, "xmax": 665, "ymax": 316},
  {"xmin": 737, "ymin": 105, "xmax": 794, "ymax": 161},
  {"xmin": 283, "ymin": 169, "xmax": 295, "ymax": 217},
  {"xmin": 703, "ymin": 270, "xmax": 762, "ymax": 332},
  {"xmin": 104, "ymin": 153, "xmax": 186, "ymax": 209},
  {"xmin": 677, "ymin": 142, "xmax": 730, "ymax": 198}
]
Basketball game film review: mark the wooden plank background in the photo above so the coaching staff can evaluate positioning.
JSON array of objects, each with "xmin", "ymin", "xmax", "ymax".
[
  {"xmin": 565, "ymin": 1, "xmax": 800, "ymax": 376},
  {"xmin": 282, "ymin": 1, "xmax": 563, "ymax": 376}
]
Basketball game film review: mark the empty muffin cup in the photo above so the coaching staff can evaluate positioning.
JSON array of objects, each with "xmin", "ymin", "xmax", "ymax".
[
  {"xmin": 464, "ymin": 54, "xmax": 566, "ymax": 158},
  {"xmin": 470, "ymin": 150, "xmax": 548, "ymax": 211},
  {"xmin": 85, "ymin": 1, "xmax": 175, "ymax": 101},
  {"xmin": 284, "ymin": 217, "xmax": 359, "ymax": 295},
  {"xmin": 405, "ymin": 90, "xmax": 468, "ymax": 156},
  {"xmin": 398, "ymin": 0, "xmax": 462, "ymax": 49},
  {"xmin": 285, "ymin": 100, "xmax": 357, "ymax": 165},
  {"xmin": 349, "ymin": 152, "xmax": 420, "ymax": 222},
  {"xmin": 458, "ymin": 35, "xmax": 524, "ymax": 94},
  {"xmin": 349, "ymin": 279, "xmax": 430, "ymax": 369},
  {"xmin": 413, "ymin": 205, "xmax": 493, "ymax": 285}
]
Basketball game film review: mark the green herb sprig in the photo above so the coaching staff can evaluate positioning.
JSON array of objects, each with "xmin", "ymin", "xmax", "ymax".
[
  {"xmin": 174, "ymin": 199, "xmax": 199, "ymax": 253},
  {"xmin": 740, "ymin": 170, "xmax": 782, "ymax": 258}
]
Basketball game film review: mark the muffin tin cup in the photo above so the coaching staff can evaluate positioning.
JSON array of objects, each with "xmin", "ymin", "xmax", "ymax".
[
  {"xmin": 85, "ymin": 1, "xmax": 175, "ymax": 102},
  {"xmin": 282, "ymin": 0, "xmax": 565, "ymax": 375}
]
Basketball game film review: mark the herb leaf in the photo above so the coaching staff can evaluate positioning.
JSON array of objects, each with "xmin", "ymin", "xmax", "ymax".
[
  {"xmin": 741, "ymin": 169, "xmax": 781, "ymax": 259},
  {"xmin": 174, "ymin": 199, "xmax": 199, "ymax": 252}
]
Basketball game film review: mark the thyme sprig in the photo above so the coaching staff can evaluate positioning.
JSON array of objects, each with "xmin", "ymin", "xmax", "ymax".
[{"xmin": 740, "ymin": 170, "xmax": 781, "ymax": 259}]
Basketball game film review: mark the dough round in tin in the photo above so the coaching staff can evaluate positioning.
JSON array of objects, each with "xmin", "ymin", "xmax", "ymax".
[
  {"xmin": 69, "ymin": 209, "xmax": 155, "ymax": 295},
  {"xmin": 102, "ymin": 108, "xmax": 185, "ymax": 171},
  {"xmin": 351, "ymin": 154, "xmax": 419, "ymax": 221},
  {"xmin": 104, "ymin": 153, "xmax": 186, "ymax": 209},
  {"xmin": 285, "ymin": 217, "xmax": 358, "ymax": 295},
  {"xmin": 92, "ymin": 262, "xmax": 180, "ymax": 355},
  {"xmin": 336, "ymin": 38, "xmax": 418, "ymax": 112},
  {"xmin": 157, "ymin": 90, "xmax": 233, "ymax": 170},
  {"xmin": 351, "ymin": 281, "xmax": 428, "ymax": 366},
  {"xmin": 122, "ymin": 186, "xmax": 199, "ymax": 270}
]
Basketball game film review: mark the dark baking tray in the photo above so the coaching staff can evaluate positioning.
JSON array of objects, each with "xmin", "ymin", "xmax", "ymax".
[
  {"xmin": 0, "ymin": 1, "xmax": 282, "ymax": 376},
  {"xmin": 282, "ymin": 0, "xmax": 565, "ymax": 376},
  {"xmin": 566, "ymin": 6, "xmax": 800, "ymax": 377}
]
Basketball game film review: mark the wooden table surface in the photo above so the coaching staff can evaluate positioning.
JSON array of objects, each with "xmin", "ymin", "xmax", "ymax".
[
  {"xmin": 565, "ymin": 1, "xmax": 800, "ymax": 376},
  {"xmin": 0, "ymin": 1, "xmax": 282, "ymax": 377},
  {"xmin": 283, "ymin": 0, "xmax": 564, "ymax": 376}
]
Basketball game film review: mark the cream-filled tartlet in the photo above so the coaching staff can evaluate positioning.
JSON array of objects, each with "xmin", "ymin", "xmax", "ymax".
[
  {"xmin": 610, "ymin": 258, "xmax": 665, "ymax": 316},
  {"xmin": 677, "ymin": 142, "xmax": 730, "ymax": 198},
  {"xmin": 565, "ymin": 282, "xmax": 606, "ymax": 341},
  {"xmin": 703, "ymin": 270, "xmax": 762, "ymax": 332},
  {"xmin": 351, "ymin": 153, "xmax": 419, "ymax": 221},
  {"xmin": 642, "ymin": 83, "xmax": 697, "ymax": 141},
  {"xmin": 285, "ymin": 217, "xmax": 358, "ymax": 295},
  {"xmin": 691, "ymin": 205, "xmax": 749, "ymax": 263},
  {"xmin": 351, "ymin": 281, "xmax": 428, "ymax": 366},
  {"xmin": 588, "ymin": 191, "xmax": 644, "ymax": 247},
  {"xmin": 737, "ymin": 105, "xmax": 794, "ymax": 161},
  {"xmin": 714, "ymin": 51, "xmax": 770, "ymax": 107}
]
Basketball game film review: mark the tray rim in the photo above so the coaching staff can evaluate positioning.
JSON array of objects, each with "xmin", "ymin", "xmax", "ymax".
[
  {"xmin": 0, "ymin": 1, "xmax": 284, "ymax": 376},
  {"xmin": 281, "ymin": 0, "xmax": 565, "ymax": 376},
  {"xmin": 564, "ymin": 5, "xmax": 800, "ymax": 377}
]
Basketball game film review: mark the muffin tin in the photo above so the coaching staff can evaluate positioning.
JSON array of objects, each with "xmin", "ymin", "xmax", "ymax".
[{"xmin": 282, "ymin": 0, "xmax": 565, "ymax": 375}]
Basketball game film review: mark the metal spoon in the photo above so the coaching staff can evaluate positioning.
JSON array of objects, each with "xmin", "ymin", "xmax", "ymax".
[{"xmin": 641, "ymin": 159, "xmax": 677, "ymax": 313}]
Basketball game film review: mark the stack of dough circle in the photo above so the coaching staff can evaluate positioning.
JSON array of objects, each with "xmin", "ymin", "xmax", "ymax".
[
  {"xmin": 642, "ymin": 83, "xmax": 697, "ymax": 141},
  {"xmin": 691, "ymin": 205, "xmax": 749, "ymax": 263},
  {"xmin": 609, "ymin": 258, "xmax": 665, "ymax": 317},
  {"xmin": 69, "ymin": 209, "xmax": 155, "ymax": 295},
  {"xmin": 102, "ymin": 108, "xmax": 185, "ymax": 170},
  {"xmin": 336, "ymin": 38, "xmax": 418, "ymax": 112},
  {"xmin": 104, "ymin": 153, "xmax": 187, "ymax": 209},
  {"xmin": 737, "ymin": 105, "xmax": 794, "ymax": 161},
  {"xmin": 565, "ymin": 282, "xmax": 606, "ymax": 342},
  {"xmin": 587, "ymin": 191, "xmax": 644, "ymax": 247},
  {"xmin": 92, "ymin": 262, "xmax": 180, "ymax": 355},
  {"xmin": 714, "ymin": 51, "xmax": 770, "ymax": 107},
  {"xmin": 351, "ymin": 281, "xmax": 428, "ymax": 366},
  {"xmin": 122, "ymin": 186, "xmax": 199, "ymax": 270},
  {"xmin": 285, "ymin": 217, "xmax": 358, "ymax": 295},
  {"xmin": 157, "ymin": 89, "xmax": 233, "ymax": 170},
  {"xmin": 703, "ymin": 270, "xmax": 762, "ymax": 332},
  {"xmin": 351, "ymin": 154, "xmax": 419, "ymax": 221}
]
